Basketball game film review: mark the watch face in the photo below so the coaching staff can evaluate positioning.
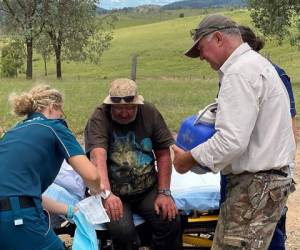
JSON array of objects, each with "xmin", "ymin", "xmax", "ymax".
[
  {"xmin": 164, "ymin": 190, "xmax": 171, "ymax": 196},
  {"xmin": 158, "ymin": 189, "xmax": 171, "ymax": 196},
  {"xmin": 101, "ymin": 190, "xmax": 111, "ymax": 199}
]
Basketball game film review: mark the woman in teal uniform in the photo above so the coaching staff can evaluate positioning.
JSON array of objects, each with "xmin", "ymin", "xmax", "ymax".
[{"xmin": 0, "ymin": 85, "xmax": 101, "ymax": 250}]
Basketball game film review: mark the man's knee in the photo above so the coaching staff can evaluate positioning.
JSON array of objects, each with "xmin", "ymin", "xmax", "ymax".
[
  {"xmin": 108, "ymin": 221, "xmax": 136, "ymax": 241},
  {"xmin": 152, "ymin": 215, "xmax": 182, "ymax": 235}
]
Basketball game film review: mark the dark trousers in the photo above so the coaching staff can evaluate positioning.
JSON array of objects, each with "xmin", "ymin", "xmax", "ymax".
[
  {"xmin": 0, "ymin": 196, "xmax": 64, "ymax": 250},
  {"xmin": 106, "ymin": 186, "xmax": 182, "ymax": 250}
]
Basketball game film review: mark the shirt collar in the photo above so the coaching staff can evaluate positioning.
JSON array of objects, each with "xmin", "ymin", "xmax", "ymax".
[
  {"xmin": 24, "ymin": 112, "xmax": 68, "ymax": 128},
  {"xmin": 218, "ymin": 43, "xmax": 252, "ymax": 79},
  {"xmin": 26, "ymin": 112, "xmax": 47, "ymax": 121}
]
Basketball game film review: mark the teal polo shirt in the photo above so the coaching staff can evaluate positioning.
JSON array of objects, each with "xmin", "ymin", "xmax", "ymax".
[{"xmin": 0, "ymin": 113, "xmax": 84, "ymax": 198}]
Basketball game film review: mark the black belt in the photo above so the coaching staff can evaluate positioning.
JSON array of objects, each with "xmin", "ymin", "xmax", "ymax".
[
  {"xmin": 259, "ymin": 166, "xmax": 289, "ymax": 178},
  {"xmin": 0, "ymin": 196, "xmax": 35, "ymax": 211}
]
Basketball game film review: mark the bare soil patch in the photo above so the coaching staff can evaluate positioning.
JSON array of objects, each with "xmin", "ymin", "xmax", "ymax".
[{"xmin": 286, "ymin": 142, "xmax": 300, "ymax": 250}]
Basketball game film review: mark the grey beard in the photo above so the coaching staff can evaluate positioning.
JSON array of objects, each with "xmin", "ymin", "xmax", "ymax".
[{"xmin": 111, "ymin": 111, "xmax": 137, "ymax": 125}]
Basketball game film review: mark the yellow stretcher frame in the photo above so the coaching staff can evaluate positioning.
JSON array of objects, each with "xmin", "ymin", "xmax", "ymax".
[{"xmin": 182, "ymin": 212, "xmax": 219, "ymax": 249}]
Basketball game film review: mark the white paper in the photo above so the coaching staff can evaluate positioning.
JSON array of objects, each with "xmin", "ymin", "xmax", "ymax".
[{"xmin": 77, "ymin": 195, "xmax": 110, "ymax": 225}]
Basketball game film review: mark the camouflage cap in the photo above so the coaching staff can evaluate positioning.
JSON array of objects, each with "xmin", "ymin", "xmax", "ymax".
[
  {"xmin": 103, "ymin": 78, "xmax": 144, "ymax": 105},
  {"xmin": 185, "ymin": 14, "xmax": 238, "ymax": 58}
]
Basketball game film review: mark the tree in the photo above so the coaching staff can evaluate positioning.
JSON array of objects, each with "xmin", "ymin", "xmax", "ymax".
[
  {"xmin": 44, "ymin": 0, "xmax": 114, "ymax": 79},
  {"xmin": 248, "ymin": 0, "xmax": 300, "ymax": 47},
  {"xmin": 82, "ymin": 14, "xmax": 116, "ymax": 65},
  {"xmin": 1, "ymin": 37, "xmax": 25, "ymax": 77},
  {"xmin": 0, "ymin": 0, "xmax": 48, "ymax": 79},
  {"xmin": 83, "ymin": 29, "xmax": 113, "ymax": 65},
  {"xmin": 34, "ymin": 33, "xmax": 52, "ymax": 76}
]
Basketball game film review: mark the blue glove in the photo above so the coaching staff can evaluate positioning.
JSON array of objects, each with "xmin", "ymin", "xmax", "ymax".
[{"xmin": 72, "ymin": 211, "xmax": 99, "ymax": 250}]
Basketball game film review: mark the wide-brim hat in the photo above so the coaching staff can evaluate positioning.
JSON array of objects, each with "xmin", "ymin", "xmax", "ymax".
[
  {"xmin": 103, "ymin": 78, "xmax": 144, "ymax": 105},
  {"xmin": 185, "ymin": 14, "xmax": 238, "ymax": 58}
]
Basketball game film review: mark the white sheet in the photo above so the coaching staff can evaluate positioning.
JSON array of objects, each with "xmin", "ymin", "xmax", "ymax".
[
  {"xmin": 44, "ymin": 164, "xmax": 221, "ymax": 230},
  {"xmin": 171, "ymin": 168, "xmax": 220, "ymax": 211}
]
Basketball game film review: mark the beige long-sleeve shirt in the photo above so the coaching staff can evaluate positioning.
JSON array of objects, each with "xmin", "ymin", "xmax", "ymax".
[{"xmin": 191, "ymin": 43, "xmax": 296, "ymax": 174}]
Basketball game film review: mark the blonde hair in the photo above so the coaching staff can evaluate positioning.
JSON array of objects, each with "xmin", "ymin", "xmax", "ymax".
[{"xmin": 9, "ymin": 84, "xmax": 63, "ymax": 117}]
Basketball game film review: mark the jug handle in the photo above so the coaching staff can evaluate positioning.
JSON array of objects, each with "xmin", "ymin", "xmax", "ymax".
[{"xmin": 194, "ymin": 102, "xmax": 217, "ymax": 125}]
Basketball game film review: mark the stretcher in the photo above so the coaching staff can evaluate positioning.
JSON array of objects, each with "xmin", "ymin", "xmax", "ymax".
[
  {"xmin": 48, "ymin": 164, "xmax": 221, "ymax": 249},
  {"xmin": 171, "ymin": 168, "xmax": 220, "ymax": 250},
  {"xmin": 94, "ymin": 168, "xmax": 220, "ymax": 249}
]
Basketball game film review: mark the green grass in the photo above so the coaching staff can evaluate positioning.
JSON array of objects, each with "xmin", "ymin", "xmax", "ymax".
[
  {"xmin": 1, "ymin": 9, "xmax": 299, "ymax": 136},
  {"xmin": 0, "ymin": 77, "xmax": 219, "ymax": 135}
]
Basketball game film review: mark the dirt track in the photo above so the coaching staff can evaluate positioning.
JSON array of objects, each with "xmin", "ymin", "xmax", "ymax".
[{"xmin": 286, "ymin": 142, "xmax": 300, "ymax": 250}]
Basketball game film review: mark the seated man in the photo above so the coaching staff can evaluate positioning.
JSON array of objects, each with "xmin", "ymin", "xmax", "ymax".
[{"xmin": 84, "ymin": 78, "xmax": 182, "ymax": 250}]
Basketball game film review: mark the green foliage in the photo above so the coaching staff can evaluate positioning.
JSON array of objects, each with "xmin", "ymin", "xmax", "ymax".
[
  {"xmin": 248, "ymin": 0, "xmax": 300, "ymax": 47},
  {"xmin": 0, "ymin": 37, "xmax": 25, "ymax": 77},
  {"xmin": 0, "ymin": 0, "xmax": 47, "ymax": 39},
  {"xmin": 0, "ymin": 0, "xmax": 49, "ymax": 78},
  {"xmin": 35, "ymin": 33, "xmax": 52, "ymax": 62},
  {"xmin": 83, "ymin": 30, "xmax": 113, "ymax": 64},
  {"xmin": 34, "ymin": 33, "xmax": 52, "ymax": 76},
  {"xmin": 41, "ymin": 0, "xmax": 115, "ymax": 78}
]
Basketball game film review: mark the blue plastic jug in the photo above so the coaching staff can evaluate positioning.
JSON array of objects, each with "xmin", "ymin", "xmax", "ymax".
[{"xmin": 176, "ymin": 103, "xmax": 217, "ymax": 151}]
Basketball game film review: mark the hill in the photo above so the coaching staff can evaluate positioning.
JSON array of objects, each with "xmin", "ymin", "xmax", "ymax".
[
  {"xmin": 97, "ymin": 0, "xmax": 247, "ymax": 12},
  {"xmin": 163, "ymin": 0, "xmax": 247, "ymax": 9},
  {"xmin": 100, "ymin": 7, "xmax": 235, "ymax": 29},
  {"xmin": 97, "ymin": 2, "xmax": 248, "ymax": 29}
]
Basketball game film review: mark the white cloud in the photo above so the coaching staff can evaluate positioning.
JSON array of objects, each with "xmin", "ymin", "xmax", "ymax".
[
  {"xmin": 99, "ymin": 0, "xmax": 177, "ymax": 10},
  {"xmin": 110, "ymin": 0, "xmax": 125, "ymax": 3}
]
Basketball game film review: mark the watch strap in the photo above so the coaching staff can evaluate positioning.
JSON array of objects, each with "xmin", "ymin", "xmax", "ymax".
[{"xmin": 157, "ymin": 188, "xmax": 171, "ymax": 196}]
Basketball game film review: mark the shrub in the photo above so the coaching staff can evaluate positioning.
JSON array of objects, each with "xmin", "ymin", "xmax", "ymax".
[{"xmin": 0, "ymin": 38, "xmax": 25, "ymax": 78}]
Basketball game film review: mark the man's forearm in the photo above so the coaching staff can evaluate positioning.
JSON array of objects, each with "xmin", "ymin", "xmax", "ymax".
[
  {"xmin": 90, "ymin": 148, "xmax": 111, "ymax": 190},
  {"xmin": 155, "ymin": 148, "xmax": 172, "ymax": 189}
]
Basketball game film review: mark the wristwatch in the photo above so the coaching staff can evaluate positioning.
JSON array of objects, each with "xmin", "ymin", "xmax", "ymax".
[
  {"xmin": 157, "ymin": 188, "xmax": 171, "ymax": 196},
  {"xmin": 100, "ymin": 189, "xmax": 111, "ymax": 199}
]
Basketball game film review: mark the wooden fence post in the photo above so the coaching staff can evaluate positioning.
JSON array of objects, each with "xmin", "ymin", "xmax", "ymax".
[{"xmin": 131, "ymin": 54, "xmax": 137, "ymax": 81}]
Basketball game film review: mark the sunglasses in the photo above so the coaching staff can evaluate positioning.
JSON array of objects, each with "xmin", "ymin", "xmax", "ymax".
[{"xmin": 110, "ymin": 95, "xmax": 135, "ymax": 103}]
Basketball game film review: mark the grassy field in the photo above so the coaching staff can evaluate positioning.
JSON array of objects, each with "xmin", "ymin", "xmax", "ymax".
[{"xmin": 0, "ymin": 9, "xmax": 299, "ymax": 136}]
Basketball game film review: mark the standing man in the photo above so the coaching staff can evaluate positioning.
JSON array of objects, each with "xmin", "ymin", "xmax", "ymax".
[
  {"xmin": 173, "ymin": 14, "xmax": 296, "ymax": 249},
  {"xmin": 85, "ymin": 78, "xmax": 182, "ymax": 250}
]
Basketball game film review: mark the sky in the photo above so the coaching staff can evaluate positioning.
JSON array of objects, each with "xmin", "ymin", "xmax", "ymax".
[{"xmin": 98, "ymin": 0, "xmax": 178, "ymax": 10}]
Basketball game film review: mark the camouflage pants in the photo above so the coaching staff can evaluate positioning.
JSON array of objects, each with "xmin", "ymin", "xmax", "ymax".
[{"xmin": 212, "ymin": 166, "xmax": 292, "ymax": 250}]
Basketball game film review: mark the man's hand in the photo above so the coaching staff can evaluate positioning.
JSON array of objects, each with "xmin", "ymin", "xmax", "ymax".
[
  {"xmin": 172, "ymin": 145, "xmax": 196, "ymax": 174},
  {"xmin": 103, "ymin": 193, "xmax": 123, "ymax": 221},
  {"xmin": 154, "ymin": 194, "xmax": 178, "ymax": 221}
]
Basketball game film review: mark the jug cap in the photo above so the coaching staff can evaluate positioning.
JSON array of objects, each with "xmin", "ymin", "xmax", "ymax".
[{"xmin": 195, "ymin": 102, "xmax": 217, "ymax": 125}]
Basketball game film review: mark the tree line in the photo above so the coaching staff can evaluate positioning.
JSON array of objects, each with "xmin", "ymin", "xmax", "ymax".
[{"xmin": 0, "ymin": 0, "xmax": 116, "ymax": 79}]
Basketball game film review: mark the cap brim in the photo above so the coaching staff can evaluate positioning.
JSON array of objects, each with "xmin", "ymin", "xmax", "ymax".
[
  {"xmin": 184, "ymin": 37, "xmax": 201, "ymax": 58},
  {"xmin": 103, "ymin": 95, "xmax": 144, "ymax": 105}
]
